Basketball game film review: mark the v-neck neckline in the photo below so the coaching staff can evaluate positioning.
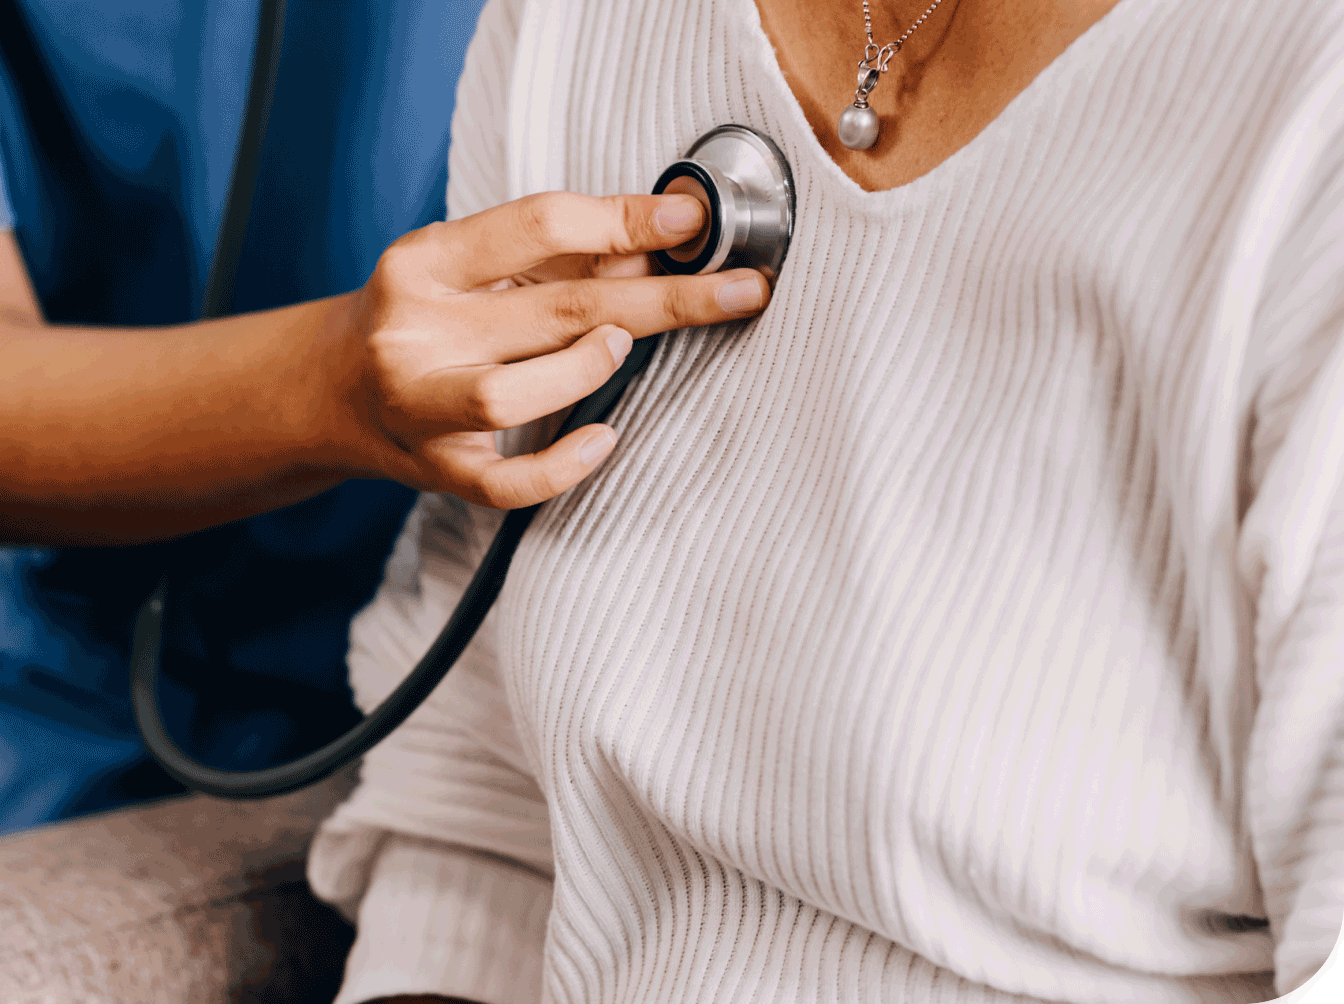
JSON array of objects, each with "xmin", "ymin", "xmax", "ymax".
[{"xmin": 732, "ymin": 0, "xmax": 1159, "ymax": 213}]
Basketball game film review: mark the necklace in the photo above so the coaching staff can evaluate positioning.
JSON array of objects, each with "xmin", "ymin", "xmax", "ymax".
[{"xmin": 837, "ymin": 0, "xmax": 948, "ymax": 150}]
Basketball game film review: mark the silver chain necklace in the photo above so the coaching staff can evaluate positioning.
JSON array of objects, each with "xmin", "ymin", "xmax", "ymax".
[{"xmin": 837, "ymin": 0, "xmax": 948, "ymax": 150}]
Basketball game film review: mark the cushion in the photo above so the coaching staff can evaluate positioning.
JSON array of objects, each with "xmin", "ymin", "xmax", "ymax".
[{"xmin": 0, "ymin": 767, "xmax": 359, "ymax": 1004}]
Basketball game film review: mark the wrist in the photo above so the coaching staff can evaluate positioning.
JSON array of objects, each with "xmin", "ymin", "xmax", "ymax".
[
  {"xmin": 300, "ymin": 288, "xmax": 407, "ymax": 484},
  {"xmin": 286, "ymin": 290, "xmax": 382, "ymax": 479}
]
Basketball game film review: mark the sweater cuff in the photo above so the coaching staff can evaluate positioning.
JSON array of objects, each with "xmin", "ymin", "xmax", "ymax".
[{"xmin": 334, "ymin": 834, "xmax": 553, "ymax": 1004}]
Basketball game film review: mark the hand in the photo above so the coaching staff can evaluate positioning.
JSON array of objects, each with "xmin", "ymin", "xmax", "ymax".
[
  {"xmin": 0, "ymin": 192, "xmax": 767, "ymax": 545},
  {"xmin": 325, "ymin": 191, "xmax": 770, "ymax": 508}
]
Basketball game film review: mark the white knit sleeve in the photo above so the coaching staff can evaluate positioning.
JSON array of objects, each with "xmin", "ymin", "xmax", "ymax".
[
  {"xmin": 307, "ymin": 5, "xmax": 554, "ymax": 1003},
  {"xmin": 1238, "ymin": 117, "xmax": 1344, "ymax": 996},
  {"xmin": 309, "ymin": 491, "xmax": 555, "ymax": 1004}
]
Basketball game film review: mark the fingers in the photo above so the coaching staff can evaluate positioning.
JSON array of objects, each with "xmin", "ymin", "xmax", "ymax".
[
  {"xmin": 430, "ymin": 423, "xmax": 620, "ymax": 509},
  {"xmin": 513, "ymin": 251, "xmax": 655, "ymax": 285},
  {"xmin": 480, "ymin": 324, "xmax": 633, "ymax": 428},
  {"xmin": 402, "ymin": 324, "xmax": 633, "ymax": 433},
  {"xmin": 402, "ymin": 326, "xmax": 632, "ymax": 507},
  {"xmin": 591, "ymin": 254, "xmax": 656, "ymax": 279},
  {"xmin": 474, "ymin": 268, "xmax": 770, "ymax": 361},
  {"xmin": 437, "ymin": 192, "xmax": 707, "ymax": 289}
]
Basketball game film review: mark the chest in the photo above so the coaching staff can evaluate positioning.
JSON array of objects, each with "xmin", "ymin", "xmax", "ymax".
[
  {"xmin": 489, "ymin": 0, "xmax": 1257, "ymax": 928},
  {"xmin": 492, "ymin": 243, "xmax": 1208, "ymax": 907}
]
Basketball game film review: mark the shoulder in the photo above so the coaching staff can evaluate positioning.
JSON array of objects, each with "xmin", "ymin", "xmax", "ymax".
[
  {"xmin": 465, "ymin": 0, "xmax": 531, "ymax": 73},
  {"xmin": 453, "ymin": 0, "xmax": 529, "ymax": 106},
  {"xmin": 479, "ymin": 0, "xmax": 529, "ymax": 44},
  {"xmin": 453, "ymin": 0, "xmax": 533, "ymax": 110},
  {"xmin": 446, "ymin": 0, "xmax": 533, "ymax": 219},
  {"xmin": 1108, "ymin": 0, "xmax": 1344, "ymax": 115},
  {"xmin": 448, "ymin": 0, "xmax": 610, "ymax": 210},
  {"xmin": 1185, "ymin": 0, "xmax": 1344, "ymax": 102}
]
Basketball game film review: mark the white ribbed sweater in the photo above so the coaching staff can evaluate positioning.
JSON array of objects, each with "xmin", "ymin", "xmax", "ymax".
[{"xmin": 308, "ymin": 1, "xmax": 1344, "ymax": 1001}]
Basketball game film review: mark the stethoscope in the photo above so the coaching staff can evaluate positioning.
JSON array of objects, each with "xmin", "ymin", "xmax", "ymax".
[{"xmin": 129, "ymin": 0, "xmax": 796, "ymax": 798}]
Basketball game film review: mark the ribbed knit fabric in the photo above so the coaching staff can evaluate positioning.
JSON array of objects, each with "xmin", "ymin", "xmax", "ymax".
[{"xmin": 308, "ymin": 1, "xmax": 1344, "ymax": 1001}]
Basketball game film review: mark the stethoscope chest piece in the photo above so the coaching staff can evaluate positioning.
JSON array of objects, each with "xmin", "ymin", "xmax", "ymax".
[{"xmin": 652, "ymin": 125, "xmax": 795, "ymax": 282}]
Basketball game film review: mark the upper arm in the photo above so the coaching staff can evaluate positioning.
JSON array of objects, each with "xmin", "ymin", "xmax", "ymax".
[
  {"xmin": 0, "ymin": 228, "xmax": 41, "ymax": 323},
  {"xmin": 1238, "ymin": 108, "xmax": 1344, "ymax": 997},
  {"xmin": 1244, "ymin": 472, "xmax": 1344, "ymax": 995}
]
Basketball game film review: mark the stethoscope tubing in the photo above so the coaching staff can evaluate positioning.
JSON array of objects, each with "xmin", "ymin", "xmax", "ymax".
[
  {"xmin": 130, "ymin": 336, "xmax": 661, "ymax": 798},
  {"xmin": 201, "ymin": 0, "xmax": 287, "ymax": 320},
  {"xmin": 127, "ymin": 0, "xmax": 664, "ymax": 797}
]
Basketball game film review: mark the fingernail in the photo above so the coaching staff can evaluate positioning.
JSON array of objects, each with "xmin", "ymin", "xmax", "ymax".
[
  {"xmin": 655, "ymin": 199, "xmax": 704, "ymax": 235},
  {"xmin": 579, "ymin": 427, "xmax": 617, "ymax": 466},
  {"xmin": 605, "ymin": 327, "xmax": 633, "ymax": 365},
  {"xmin": 717, "ymin": 277, "xmax": 765, "ymax": 313}
]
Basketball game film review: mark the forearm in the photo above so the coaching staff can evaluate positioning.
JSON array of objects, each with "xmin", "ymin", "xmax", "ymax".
[{"xmin": 0, "ymin": 294, "xmax": 359, "ymax": 545}]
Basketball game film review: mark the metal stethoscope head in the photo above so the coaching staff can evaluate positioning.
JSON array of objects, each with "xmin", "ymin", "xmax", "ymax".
[{"xmin": 651, "ymin": 125, "xmax": 795, "ymax": 283}]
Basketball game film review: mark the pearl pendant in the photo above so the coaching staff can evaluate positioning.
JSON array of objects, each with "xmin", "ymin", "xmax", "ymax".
[{"xmin": 837, "ymin": 103, "xmax": 879, "ymax": 150}]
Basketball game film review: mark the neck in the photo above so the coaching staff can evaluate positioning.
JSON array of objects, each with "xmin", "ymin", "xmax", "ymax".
[{"xmin": 754, "ymin": 0, "xmax": 1123, "ymax": 191}]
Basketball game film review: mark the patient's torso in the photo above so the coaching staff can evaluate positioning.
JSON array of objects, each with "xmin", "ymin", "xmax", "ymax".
[{"xmin": 465, "ymin": 0, "xmax": 1341, "ymax": 1000}]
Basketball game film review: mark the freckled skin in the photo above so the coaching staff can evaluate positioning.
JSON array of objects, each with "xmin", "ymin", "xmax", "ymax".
[{"xmin": 753, "ymin": 0, "xmax": 1123, "ymax": 192}]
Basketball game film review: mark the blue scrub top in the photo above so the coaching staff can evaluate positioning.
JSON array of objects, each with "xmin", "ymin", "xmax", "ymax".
[{"xmin": 0, "ymin": 0, "xmax": 486, "ymax": 833}]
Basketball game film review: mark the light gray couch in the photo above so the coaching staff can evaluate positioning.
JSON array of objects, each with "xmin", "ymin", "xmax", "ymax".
[{"xmin": 0, "ymin": 768, "xmax": 358, "ymax": 1004}]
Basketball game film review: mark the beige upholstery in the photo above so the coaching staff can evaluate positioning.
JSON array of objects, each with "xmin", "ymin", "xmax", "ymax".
[{"xmin": 0, "ymin": 768, "xmax": 358, "ymax": 1004}]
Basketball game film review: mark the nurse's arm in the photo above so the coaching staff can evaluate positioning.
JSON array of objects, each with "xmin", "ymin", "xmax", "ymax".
[{"xmin": 0, "ymin": 193, "xmax": 768, "ymax": 547}]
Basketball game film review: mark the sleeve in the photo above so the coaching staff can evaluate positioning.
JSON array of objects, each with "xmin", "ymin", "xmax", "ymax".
[
  {"xmin": 306, "ymin": 5, "xmax": 553, "ymax": 1004},
  {"xmin": 1, "ymin": 54, "xmax": 19, "ymax": 230},
  {"xmin": 309, "ymin": 490, "xmax": 555, "ymax": 1004},
  {"xmin": 0, "ymin": 162, "xmax": 13, "ymax": 230},
  {"xmin": 444, "ymin": 0, "xmax": 522, "ymax": 223},
  {"xmin": 1237, "ymin": 108, "xmax": 1344, "ymax": 997}
]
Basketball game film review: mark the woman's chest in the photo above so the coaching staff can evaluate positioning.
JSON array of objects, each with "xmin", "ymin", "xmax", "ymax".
[{"xmin": 490, "ymin": 264, "xmax": 1224, "ymax": 930}]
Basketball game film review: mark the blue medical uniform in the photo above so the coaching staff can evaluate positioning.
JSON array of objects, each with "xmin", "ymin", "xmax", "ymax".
[{"xmin": 0, "ymin": 0, "xmax": 486, "ymax": 834}]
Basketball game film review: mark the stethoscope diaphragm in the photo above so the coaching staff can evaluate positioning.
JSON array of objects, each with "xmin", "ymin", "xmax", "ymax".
[{"xmin": 652, "ymin": 124, "xmax": 795, "ymax": 283}]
